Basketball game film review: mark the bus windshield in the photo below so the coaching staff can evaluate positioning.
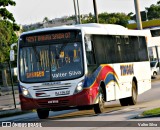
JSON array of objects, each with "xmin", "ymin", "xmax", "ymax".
[{"xmin": 19, "ymin": 42, "xmax": 83, "ymax": 83}]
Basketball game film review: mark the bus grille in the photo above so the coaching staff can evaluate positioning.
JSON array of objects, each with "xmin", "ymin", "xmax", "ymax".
[{"xmin": 33, "ymin": 86, "xmax": 71, "ymax": 92}]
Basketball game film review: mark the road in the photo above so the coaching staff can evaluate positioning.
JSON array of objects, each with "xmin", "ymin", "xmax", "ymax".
[
  {"xmin": 0, "ymin": 80, "xmax": 160, "ymax": 129},
  {"xmin": 44, "ymin": 80, "xmax": 160, "ymax": 121}
]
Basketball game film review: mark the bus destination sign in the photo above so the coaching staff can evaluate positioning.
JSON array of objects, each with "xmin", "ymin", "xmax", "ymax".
[{"xmin": 25, "ymin": 32, "xmax": 71, "ymax": 43}]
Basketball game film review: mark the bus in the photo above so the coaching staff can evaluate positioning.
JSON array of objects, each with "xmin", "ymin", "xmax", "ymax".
[{"xmin": 11, "ymin": 23, "xmax": 151, "ymax": 119}]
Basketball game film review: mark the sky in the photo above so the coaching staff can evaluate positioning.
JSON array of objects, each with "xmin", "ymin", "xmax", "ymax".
[{"xmin": 6, "ymin": 0, "xmax": 158, "ymax": 25}]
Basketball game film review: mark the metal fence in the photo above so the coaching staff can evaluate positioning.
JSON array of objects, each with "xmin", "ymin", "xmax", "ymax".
[{"xmin": 0, "ymin": 62, "xmax": 19, "ymax": 111}]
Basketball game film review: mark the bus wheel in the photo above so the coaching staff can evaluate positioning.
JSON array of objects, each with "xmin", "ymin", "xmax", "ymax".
[
  {"xmin": 153, "ymin": 72, "xmax": 157, "ymax": 76},
  {"xmin": 37, "ymin": 109, "xmax": 49, "ymax": 119},
  {"xmin": 128, "ymin": 81, "xmax": 137, "ymax": 105},
  {"xmin": 119, "ymin": 98, "xmax": 129, "ymax": 106},
  {"xmin": 93, "ymin": 87, "xmax": 105, "ymax": 114}
]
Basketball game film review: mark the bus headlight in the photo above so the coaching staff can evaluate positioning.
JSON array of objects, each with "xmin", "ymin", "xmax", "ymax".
[
  {"xmin": 74, "ymin": 81, "xmax": 83, "ymax": 94},
  {"xmin": 21, "ymin": 86, "xmax": 30, "ymax": 97}
]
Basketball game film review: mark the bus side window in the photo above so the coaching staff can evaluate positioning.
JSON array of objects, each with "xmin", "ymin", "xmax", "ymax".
[
  {"xmin": 138, "ymin": 36, "xmax": 149, "ymax": 61},
  {"xmin": 104, "ymin": 35, "xmax": 117, "ymax": 63},
  {"xmin": 121, "ymin": 35, "xmax": 130, "ymax": 62},
  {"xmin": 85, "ymin": 37, "xmax": 96, "ymax": 65},
  {"xmin": 116, "ymin": 36, "xmax": 122, "ymax": 63}
]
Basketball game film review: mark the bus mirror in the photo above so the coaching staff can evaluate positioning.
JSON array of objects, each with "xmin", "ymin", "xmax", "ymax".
[
  {"xmin": 86, "ymin": 41, "xmax": 92, "ymax": 52},
  {"xmin": 10, "ymin": 50, "xmax": 15, "ymax": 61}
]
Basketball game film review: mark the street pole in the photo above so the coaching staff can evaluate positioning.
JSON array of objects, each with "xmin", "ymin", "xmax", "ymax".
[
  {"xmin": 145, "ymin": 9, "xmax": 148, "ymax": 21},
  {"xmin": 77, "ymin": 0, "xmax": 81, "ymax": 24},
  {"xmin": 9, "ymin": 61, "xmax": 16, "ymax": 109},
  {"xmin": 93, "ymin": 0, "xmax": 99, "ymax": 23},
  {"xmin": 134, "ymin": 0, "xmax": 142, "ymax": 30},
  {"xmin": 73, "ymin": 0, "xmax": 78, "ymax": 24}
]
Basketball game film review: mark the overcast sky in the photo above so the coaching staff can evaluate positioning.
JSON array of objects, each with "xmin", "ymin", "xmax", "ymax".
[{"xmin": 7, "ymin": 0, "xmax": 158, "ymax": 25}]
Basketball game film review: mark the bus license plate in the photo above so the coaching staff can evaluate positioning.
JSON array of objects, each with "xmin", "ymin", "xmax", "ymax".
[
  {"xmin": 55, "ymin": 90, "xmax": 70, "ymax": 96},
  {"xmin": 48, "ymin": 100, "xmax": 59, "ymax": 104}
]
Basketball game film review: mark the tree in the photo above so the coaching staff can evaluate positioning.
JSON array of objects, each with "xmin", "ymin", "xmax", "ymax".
[
  {"xmin": 98, "ymin": 12, "xmax": 109, "ymax": 23},
  {"xmin": 43, "ymin": 17, "xmax": 49, "ymax": 23},
  {"xmin": 0, "ymin": 0, "xmax": 19, "ymax": 62},
  {"xmin": 81, "ymin": 12, "xmax": 130, "ymax": 27},
  {"xmin": 145, "ymin": 1, "xmax": 160, "ymax": 20},
  {"xmin": 0, "ymin": 0, "xmax": 16, "ymax": 21},
  {"xmin": 105, "ymin": 13, "xmax": 130, "ymax": 27},
  {"xmin": 81, "ymin": 13, "xmax": 95, "ymax": 23}
]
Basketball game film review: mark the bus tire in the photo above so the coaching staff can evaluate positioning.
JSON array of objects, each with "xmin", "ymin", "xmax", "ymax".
[
  {"xmin": 37, "ymin": 109, "xmax": 49, "ymax": 119},
  {"xmin": 128, "ymin": 81, "xmax": 137, "ymax": 105},
  {"xmin": 153, "ymin": 72, "xmax": 157, "ymax": 76},
  {"xmin": 93, "ymin": 87, "xmax": 105, "ymax": 114},
  {"xmin": 119, "ymin": 98, "xmax": 129, "ymax": 106}
]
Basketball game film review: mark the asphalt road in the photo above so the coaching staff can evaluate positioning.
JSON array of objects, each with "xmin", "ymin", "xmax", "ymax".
[
  {"xmin": 38, "ymin": 80, "xmax": 160, "ymax": 121},
  {"xmin": 0, "ymin": 80, "xmax": 160, "ymax": 129}
]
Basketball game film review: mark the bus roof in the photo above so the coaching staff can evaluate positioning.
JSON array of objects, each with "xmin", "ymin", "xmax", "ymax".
[{"xmin": 21, "ymin": 23, "xmax": 151, "ymax": 37}]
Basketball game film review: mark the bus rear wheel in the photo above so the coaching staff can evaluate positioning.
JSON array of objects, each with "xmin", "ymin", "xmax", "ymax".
[
  {"xmin": 119, "ymin": 98, "xmax": 129, "ymax": 106},
  {"xmin": 153, "ymin": 72, "xmax": 157, "ymax": 76},
  {"xmin": 128, "ymin": 81, "xmax": 137, "ymax": 105},
  {"xmin": 93, "ymin": 87, "xmax": 105, "ymax": 114},
  {"xmin": 37, "ymin": 109, "xmax": 49, "ymax": 119},
  {"xmin": 119, "ymin": 81, "xmax": 137, "ymax": 106}
]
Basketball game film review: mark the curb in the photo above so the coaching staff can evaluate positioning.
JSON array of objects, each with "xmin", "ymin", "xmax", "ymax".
[
  {"xmin": 133, "ymin": 114, "xmax": 160, "ymax": 119},
  {"xmin": 0, "ymin": 109, "xmax": 30, "ymax": 118}
]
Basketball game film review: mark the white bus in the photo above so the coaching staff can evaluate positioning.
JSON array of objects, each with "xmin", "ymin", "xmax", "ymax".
[{"xmin": 13, "ymin": 23, "xmax": 151, "ymax": 119}]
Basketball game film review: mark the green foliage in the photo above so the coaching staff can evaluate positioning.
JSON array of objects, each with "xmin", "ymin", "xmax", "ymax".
[
  {"xmin": 0, "ymin": 0, "xmax": 16, "ymax": 22},
  {"xmin": 81, "ymin": 12, "xmax": 130, "ymax": 27},
  {"xmin": 147, "ymin": 5, "xmax": 160, "ymax": 20},
  {"xmin": 0, "ymin": 0, "xmax": 19, "ymax": 63},
  {"xmin": 142, "ymin": 108, "xmax": 160, "ymax": 116},
  {"xmin": 144, "ymin": 0, "xmax": 160, "ymax": 20},
  {"xmin": 0, "ymin": 0, "xmax": 16, "ymax": 7},
  {"xmin": 43, "ymin": 17, "xmax": 49, "ymax": 23},
  {"xmin": 106, "ymin": 13, "xmax": 130, "ymax": 26},
  {"xmin": 81, "ymin": 1, "xmax": 160, "ymax": 26},
  {"xmin": 0, "ymin": 20, "xmax": 18, "ymax": 62},
  {"xmin": 81, "ymin": 13, "xmax": 95, "ymax": 23},
  {"xmin": 0, "ymin": 8, "xmax": 15, "ymax": 22}
]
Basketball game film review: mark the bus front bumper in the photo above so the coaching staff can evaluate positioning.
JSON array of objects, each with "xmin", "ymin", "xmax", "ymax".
[{"xmin": 20, "ymin": 89, "xmax": 97, "ymax": 110}]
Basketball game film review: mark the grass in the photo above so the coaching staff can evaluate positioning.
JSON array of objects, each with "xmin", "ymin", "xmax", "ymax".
[{"xmin": 142, "ymin": 108, "xmax": 160, "ymax": 116}]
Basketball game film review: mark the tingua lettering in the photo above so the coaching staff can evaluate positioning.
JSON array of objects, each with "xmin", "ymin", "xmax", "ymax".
[{"xmin": 120, "ymin": 64, "xmax": 134, "ymax": 76}]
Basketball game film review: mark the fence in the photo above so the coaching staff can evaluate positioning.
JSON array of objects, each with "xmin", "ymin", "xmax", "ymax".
[{"xmin": 0, "ymin": 62, "xmax": 19, "ymax": 111}]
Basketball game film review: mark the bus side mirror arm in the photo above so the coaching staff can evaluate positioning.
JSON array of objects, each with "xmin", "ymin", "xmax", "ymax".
[{"xmin": 10, "ymin": 43, "xmax": 17, "ymax": 61}]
